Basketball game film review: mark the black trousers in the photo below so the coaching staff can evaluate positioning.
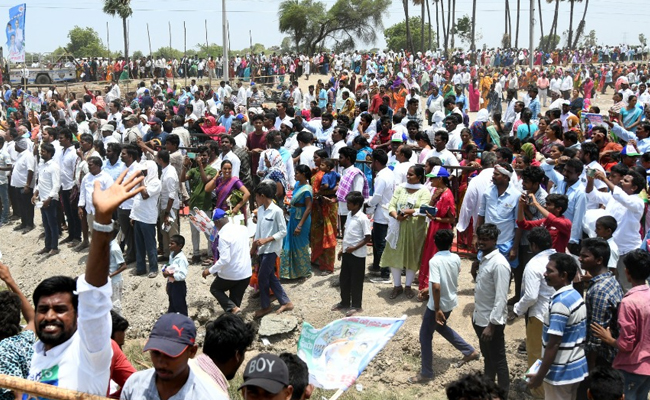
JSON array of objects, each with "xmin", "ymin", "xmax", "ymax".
[
  {"xmin": 167, "ymin": 281, "xmax": 188, "ymax": 316},
  {"xmin": 472, "ymin": 321, "xmax": 509, "ymax": 398},
  {"xmin": 372, "ymin": 222, "xmax": 388, "ymax": 276},
  {"xmin": 61, "ymin": 189, "xmax": 81, "ymax": 241},
  {"xmin": 11, "ymin": 186, "xmax": 34, "ymax": 228},
  {"xmin": 118, "ymin": 208, "xmax": 135, "ymax": 262},
  {"xmin": 340, "ymin": 253, "xmax": 365, "ymax": 308},
  {"xmin": 210, "ymin": 276, "xmax": 251, "ymax": 312}
]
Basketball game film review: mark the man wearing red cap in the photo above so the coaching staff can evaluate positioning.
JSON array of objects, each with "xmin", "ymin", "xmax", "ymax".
[{"xmin": 121, "ymin": 313, "xmax": 224, "ymax": 399}]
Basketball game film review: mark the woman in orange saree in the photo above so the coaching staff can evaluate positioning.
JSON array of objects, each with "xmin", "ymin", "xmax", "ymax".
[{"xmin": 310, "ymin": 150, "xmax": 338, "ymax": 274}]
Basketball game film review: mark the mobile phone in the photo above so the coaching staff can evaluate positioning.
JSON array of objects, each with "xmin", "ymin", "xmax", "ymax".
[{"xmin": 187, "ymin": 152, "xmax": 196, "ymax": 159}]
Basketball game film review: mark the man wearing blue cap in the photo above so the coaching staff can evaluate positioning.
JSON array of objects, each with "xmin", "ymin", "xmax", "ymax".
[
  {"xmin": 202, "ymin": 208, "xmax": 252, "ymax": 314},
  {"xmin": 121, "ymin": 313, "xmax": 223, "ymax": 399}
]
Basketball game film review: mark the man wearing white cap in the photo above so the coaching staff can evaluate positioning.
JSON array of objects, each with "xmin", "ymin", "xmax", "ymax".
[{"xmin": 101, "ymin": 124, "xmax": 119, "ymax": 145}]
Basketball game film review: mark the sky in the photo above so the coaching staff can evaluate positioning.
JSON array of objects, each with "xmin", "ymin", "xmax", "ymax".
[{"xmin": 4, "ymin": 0, "xmax": 649, "ymax": 56}]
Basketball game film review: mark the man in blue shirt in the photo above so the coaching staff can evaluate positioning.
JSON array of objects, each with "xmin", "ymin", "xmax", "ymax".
[{"xmin": 528, "ymin": 87, "xmax": 541, "ymax": 120}]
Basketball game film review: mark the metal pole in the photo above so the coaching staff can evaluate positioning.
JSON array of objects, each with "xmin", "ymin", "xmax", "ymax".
[
  {"xmin": 222, "ymin": 0, "xmax": 229, "ymax": 82},
  {"xmin": 205, "ymin": 19, "xmax": 211, "ymax": 86},
  {"xmin": 107, "ymin": 22, "xmax": 110, "ymax": 55},
  {"xmin": 169, "ymin": 21, "xmax": 174, "ymax": 87},
  {"xmin": 147, "ymin": 23, "xmax": 152, "ymax": 58},
  {"xmin": 184, "ymin": 21, "xmax": 187, "ymax": 87},
  {"xmin": 529, "ymin": 0, "xmax": 534, "ymax": 70}
]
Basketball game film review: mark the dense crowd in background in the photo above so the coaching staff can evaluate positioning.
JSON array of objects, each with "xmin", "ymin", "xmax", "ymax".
[{"xmin": 0, "ymin": 40, "xmax": 649, "ymax": 400}]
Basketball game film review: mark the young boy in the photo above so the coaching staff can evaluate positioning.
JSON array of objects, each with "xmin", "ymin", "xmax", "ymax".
[
  {"xmin": 595, "ymin": 216, "xmax": 619, "ymax": 276},
  {"xmin": 331, "ymin": 191, "xmax": 371, "ymax": 317},
  {"xmin": 251, "ymin": 183, "xmax": 293, "ymax": 319},
  {"xmin": 319, "ymin": 159, "xmax": 340, "ymax": 191},
  {"xmin": 517, "ymin": 193, "xmax": 571, "ymax": 253},
  {"xmin": 586, "ymin": 367, "xmax": 624, "ymax": 400},
  {"xmin": 411, "ymin": 229, "xmax": 479, "ymax": 384},
  {"xmin": 162, "ymin": 234, "xmax": 189, "ymax": 316},
  {"xmin": 109, "ymin": 225, "xmax": 127, "ymax": 315}
]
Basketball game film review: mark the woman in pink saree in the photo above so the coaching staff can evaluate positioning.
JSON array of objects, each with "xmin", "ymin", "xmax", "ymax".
[{"xmin": 468, "ymin": 79, "xmax": 480, "ymax": 112}]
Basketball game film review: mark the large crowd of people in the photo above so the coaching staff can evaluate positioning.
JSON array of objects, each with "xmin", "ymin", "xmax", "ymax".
[{"xmin": 0, "ymin": 41, "xmax": 650, "ymax": 400}]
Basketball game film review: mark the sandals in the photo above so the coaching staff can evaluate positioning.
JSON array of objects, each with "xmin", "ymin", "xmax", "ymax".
[
  {"xmin": 202, "ymin": 258, "xmax": 214, "ymax": 266},
  {"xmin": 331, "ymin": 303, "xmax": 347, "ymax": 311},
  {"xmin": 389, "ymin": 286, "xmax": 404, "ymax": 299},
  {"xmin": 456, "ymin": 351, "xmax": 481, "ymax": 368},
  {"xmin": 346, "ymin": 308, "xmax": 362, "ymax": 317},
  {"xmin": 405, "ymin": 286, "xmax": 415, "ymax": 299}
]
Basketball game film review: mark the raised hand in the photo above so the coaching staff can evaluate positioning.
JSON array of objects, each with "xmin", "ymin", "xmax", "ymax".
[{"xmin": 92, "ymin": 169, "xmax": 145, "ymax": 223}]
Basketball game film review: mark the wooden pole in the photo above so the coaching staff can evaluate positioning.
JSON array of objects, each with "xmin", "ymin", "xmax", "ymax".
[
  {"xmin": 205, "ymin": 19, "xmax": 211, "ymax": 86},
  {"xmin": 169, "ymin": 21, "xmax": 175, "ymax": 87},
  {"xmin": 0, "ymin": 375, "xmax": 111, "ymax": 400},
  {"xmin": 184, "ymin": 21, "xmax": 187, "ymax": 87},
  {"xmin": 147, "ymin": 23, "xmax": 152, "ymax": 58},
  {"xmin": 107, "ymin": 21, "xmax": 110, "ymax": 54}
]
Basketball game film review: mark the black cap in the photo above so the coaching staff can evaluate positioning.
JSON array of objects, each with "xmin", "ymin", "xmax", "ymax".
[{"xmin": 239, "ymin": 353, "xmax": 289, "ymax": 394}]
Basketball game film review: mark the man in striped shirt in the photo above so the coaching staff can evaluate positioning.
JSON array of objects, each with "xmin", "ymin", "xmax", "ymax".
[{"xmin": 527, "ymin": 253, "xmax": 588, "ymax": 400}]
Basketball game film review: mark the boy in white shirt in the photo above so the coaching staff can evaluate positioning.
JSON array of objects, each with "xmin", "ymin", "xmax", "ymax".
[
  {"xmin": 162, "ymin": 234, "xmax": 189, "ymax": 316},
  {"xmin": 595, "ymin": 216, "xmax": 619, "ymax": 275},
  {"xmin": 331, "ymin": 192, "xmax": 371, "ymax": 317}
]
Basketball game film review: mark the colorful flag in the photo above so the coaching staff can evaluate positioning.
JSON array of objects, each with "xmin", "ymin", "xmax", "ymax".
[
  {"xmin": 297, "ymin": 315, "xmax": 406, "ymax": 391},
  {"xmin": 6, "ymin": 4, "xmax": 26, "ymax": 63}
]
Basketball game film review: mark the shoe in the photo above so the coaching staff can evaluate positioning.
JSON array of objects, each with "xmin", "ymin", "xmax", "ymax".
[
  {"xmin": 191, "ymin": 255, "xmax": 202, "ymax": 265},
  {"xmin": 74, "ymin": 242, "xmax": 89, "ymax": 252},
  {"xmin": 404, "ymin": 286, "xmax": 415, "ymax": 299},
  {"xmin": 147, "ymin": 272, "xmax": 158, "ymax": 278},
  {"xmin": 47, "ymin": 249, "xmax": 60, "ymax": 257},
  {"xmin": 22, "ymin": 225, "xmax": 35, "ymax": 234},
  {"xmin": 13, "ymin": 224, "xmax": 25, "ymax": 231},
  {"xmin": 67, "ymin": 240, "xmax": 81, "ymax": 248},
  {"xmin": 370, "ymin": 276, "xmax": 392, "ymax": 284},
  {"xmin": 389, "ymin": 286, "xmax": 404, "ymax": 299},
  {"xmin": 346, "ymin": 307, "xmax": 362, "ymax": 317},
  {"xmin": 34, "ymin": 248, "xmax": 49, "ymax": 255},
  {"xmin": 331, "ymin": 303, "xmax": 347, "ymax": 311},
  {"xmin": 60, "ymin": 236, "xmax": 74, "ymax": 244}
]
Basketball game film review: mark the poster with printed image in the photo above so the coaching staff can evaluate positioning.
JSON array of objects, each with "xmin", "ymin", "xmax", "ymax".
[
  {"xmin": 6, "ymin": 4, "xmax": 26, "ymax": 63},
  {"xmin": 297, "ymin": 315, "xmax": 406, "ymax": 390}
]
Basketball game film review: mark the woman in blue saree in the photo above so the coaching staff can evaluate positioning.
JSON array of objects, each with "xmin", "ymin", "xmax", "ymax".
[
  {"xmin": 620, "ymin": 95, "xmax": 643, "ymax": 133},
  {"xmin": 352, "ymin": 135, "xmax": 373, "ymax": 195},
  {"xmin": 280, "ymin": 165, "xmax": 313, "ymax": 280}
]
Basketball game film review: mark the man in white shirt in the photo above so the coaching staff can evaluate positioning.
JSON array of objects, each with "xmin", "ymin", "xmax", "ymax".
[
  {"xmin": 444, "ymin": 114, "xmax": 464, "ymax": 150},
  {"xmin": 32, "ymin": 143, "xmax": 60, "ymax": 255},
  {"xmin": 202, "ymin": 209, "xmax": 252, "ymax": 314},
  {"xmin": 130, "ymin": 160, "xmax": 162, "ymax": 278},
  {"xmin": 216, "ymin": 135, "xmax": 241, "ymax": 178},
  {"xmin": 0, "ymin": 136, "xmax": 13, "ymax": 225},
  {"xmin": 367, "ymin": 149, "xmax": 395, "ymax": 281},
  {"xmin": 392, "ymin": 145, "xmax": 414, "ymax": 185},
  {"xmin": 28, "ymin": 169, "xmax": 142, "ymax": 396},
  {"xmin": 560, "ymin": 71, "xmax": 573, "ymax": 100},
  {"xmin": 336, "ymin": 147, "xmax": 368, "ymax": 230},
  {"xmin": 330, "ymin": 126, "xmax": 347, "ymax": 170},
  {"xmin": 101, "ymin": 124, "xmax": 119, "ymax": 145},
  {"xmin": 117, "ymin": 145, "xmax": 141, "ymax": 264},
  {"xmin": 471, "ymin": 223, "xmax": 511, "ymax": 395},
  {"xmin": 297, "ymin": 131, "xmax": 318, "ymax": 169},
  {"xmin": 429, "ymin": 129, "xmax": 460, "ymax": 171},
  {"xmin": 77, "ymin": 156, "xmax": 114, "ymax": 241},
  {"xmin": 155, "ymin": 150, "xmax": 181, "ymax": 261},
  {"xmin": 59, "ymin": 130, "xmax": 82, "ymax": 244},
  {"xmin": 512, "ymin": 227, "xmax": 556, "ymax": 398}
]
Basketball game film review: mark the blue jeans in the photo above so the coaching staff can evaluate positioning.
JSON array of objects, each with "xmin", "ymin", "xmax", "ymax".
[
  {"xmin": 134, "ymin": 221, "xmax": 157, "ymax": 274},
  {"xmin": 258, "ymin": 253, "xmax": 290, "ymax": 309},
  {"xmin": 41, "ymin": 200, "xmax": 59, "ymax": 250},
  {"xmin": 621, "ymin": 370, "xmax": 650, "ymax": 400},
  {"xmin": 420, "ymin": 308, "xmax": 475, "ymax": 378},
  {"xmin": 0, "ymin": 183, "xmax": 9, "ymax": 223}
]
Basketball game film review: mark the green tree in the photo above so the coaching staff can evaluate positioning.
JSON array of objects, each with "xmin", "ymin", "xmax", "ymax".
[
  {"xmin": 195, "ymin": 43, "xmax": 224, "ymax": 59},
  {"xmin": 153, "ymin": 47, "xmax": 184, "ymax": 60},
  {"xmin": 384, "ymin": 17, "xmax": 435, "ymax": 52},
  {"xmin": 278, "ymin": 0, "xmax": 391, "ymax": 55},
  {"xmin": 581, "ymin": 30, "xmax": 597, "ymax": 47},
  {"xmin": 539, "ymin": 34, "xmax": 560, "ymax": 50},
  {"xmin": 103, "ymin": 0, "xmax": 133, "ymax": 63},
  {"xmin": 65, "ymin": 26, "xmax": 109, "ymax": 57},
  {"xmin": 452, "ymin": 15, "xmax": 481, "ymax": 47},
  {"xmin": 132, "ymin": 50, "xmax": 144, "ymax": 59}
]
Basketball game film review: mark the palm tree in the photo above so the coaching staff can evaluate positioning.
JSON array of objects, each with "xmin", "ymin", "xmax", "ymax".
[
  {"xmin": 504, "ymin": 0, "xmax": 512, "ymax": 47},
  {"xmin": 544, "ymin": 0, "xmax": 560, "ymax": 51},
  {"xmin": 514, "ymin": 0, "xmax": 521, "ymax": 47},
  {"xmin": 425, "ymin": 0, "xmax": 432, "ymax": 49},
  {"xmin": 434, "ymin": 0, "xmax": 441, "ymax": 49},
  {"xmin": 412, "ymin": 0, "xmax": 425, "ymax": 52},
  {"xmin": 440, "ymin": 0, "xmax": 448, "ymax": 54},
  {"xmin": 538, "ymin": 0, "xmax": 545, "ymax": 45},
  {"xmin": 103, "ymin": 0, "xmax": 133, "ymax": 63},
  {"xmin": 566, "ymin": 0, "xmax": 576, "ymax": 48},
  {"xmin": 402, "ymin": 0, "xmax": 415, "ymax": 53},
  {"xmin": 572, "ymin": 0, "xmax": 589, "ymax": 48},
  {"xmin": 449, "ymin": 0, "xmax": 456, "ymax": 51}
]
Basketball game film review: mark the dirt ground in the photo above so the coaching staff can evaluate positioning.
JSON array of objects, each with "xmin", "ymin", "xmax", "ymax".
[{"xmin": 3, "ymin": 74, "xmax": 619, "ymax": 399}]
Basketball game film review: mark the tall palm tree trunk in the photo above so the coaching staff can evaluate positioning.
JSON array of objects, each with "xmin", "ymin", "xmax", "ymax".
[
  {"xmin": 572, "ymin": 0, "xmax": 589, "ymax": 48},
  {"xmin": 470, "ymin": 0, "xmax": 477, "ymax": 52},
  {"xmin": 435, "ymin": 0, "xmax": 441, "ymax": 49},
  {"xmin": 567, "ymin": 0, "xmax": 575, "ymax": 48},
  {"xmin": 421, "ymin": 0, "xmax": 425, "ymax": 52},
  {"xmin": 450, "ymin": 0, "xmax": 456, "ymax": 50},
  {"xmin": 441, "ymin": 0, "xmax": 448, "ymax": 55},
  {"xmin": 122, "ymin": 16, "xmax": 129, "ymax": 64},
  {"xmin": 538, "ymin": 0, "xmax": 545, "ymax": 48},
  {"xmin": 403, "ymin": 0, "xmax": 414, "ymax": 54},
  {"xmin": 550, "ymin": 0, "xmax": 560, "ymax": 50},
  {"xmin": 515, "ymin": 0, "xmax": 521, "ymax": 47},
  {"xmin": 426, "ymin": 0, "xmax": 432, "ymax": 49}
]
